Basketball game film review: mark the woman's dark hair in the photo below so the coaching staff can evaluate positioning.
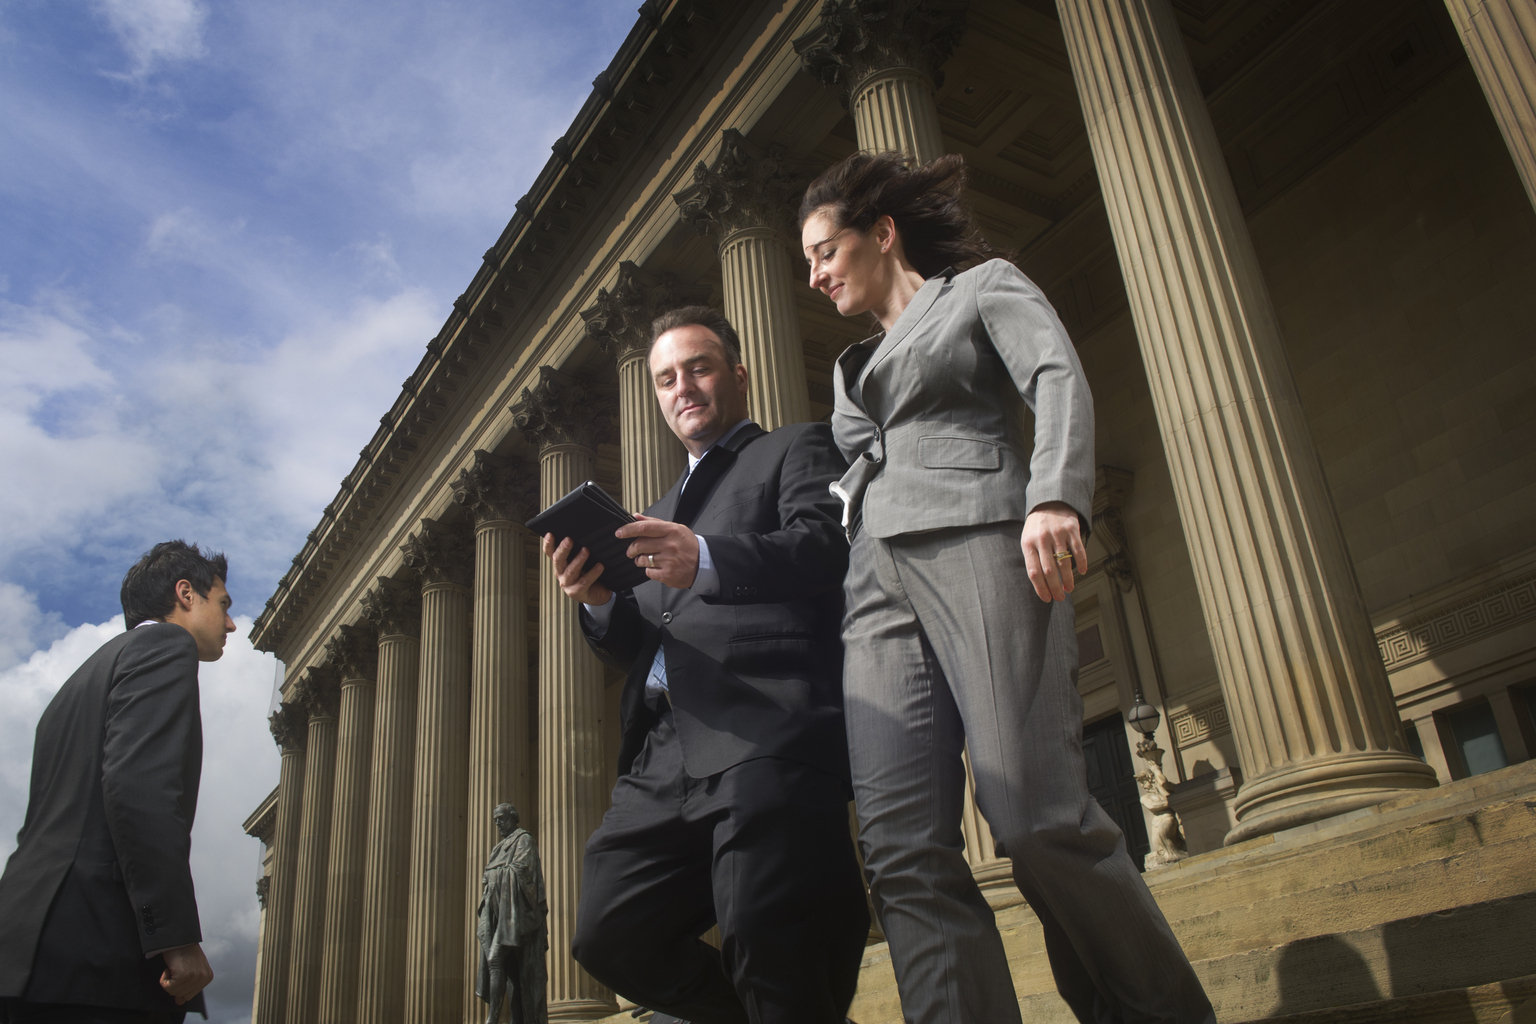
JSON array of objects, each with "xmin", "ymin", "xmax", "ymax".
[
  {"xmin": 120, "ymin": 540, "xmax": 228, "ymax": 629},
  {"xmin": 649, "ymin": 305, "xmax": 744, "ymax": 367},
  {"xmin": 798, "ymin": 151, "xmax": 1009, "ymax": 279}
]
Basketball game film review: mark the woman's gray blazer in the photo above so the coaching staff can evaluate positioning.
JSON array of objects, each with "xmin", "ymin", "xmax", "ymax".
[{"xmin": 830, "ymin": 258, "xmax": 1095, "ymax": 538}]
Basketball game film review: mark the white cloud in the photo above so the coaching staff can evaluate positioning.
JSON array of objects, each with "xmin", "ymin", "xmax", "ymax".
[
  {"xmin": 0, "ymin": 614, "xmax": 278, "ymax": 1023},
  {"xmin": 95, "ymin": 0, "xmax": 208, "ymax": 78},
  {"xmin": 0, "ymin": 582, "xmax": 68, "ymax": 672}
]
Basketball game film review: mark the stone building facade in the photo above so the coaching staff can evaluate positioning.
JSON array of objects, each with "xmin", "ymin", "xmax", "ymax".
[{"xmin": 246, "ymin": 1, "xmax": 1536, "ymax": 1021}]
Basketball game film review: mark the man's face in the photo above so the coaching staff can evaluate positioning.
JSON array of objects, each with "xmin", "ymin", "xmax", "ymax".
[
  {"xmin": 183, "ymin": 579, "xmax": 236, "ymax": 662},
  {"xmin": 494, "ymin": 809, "xmax": 517, "ymax": 837},
  {"xmin": 649, "ymin": 324, "xmax": 750, "ymax": 456}
]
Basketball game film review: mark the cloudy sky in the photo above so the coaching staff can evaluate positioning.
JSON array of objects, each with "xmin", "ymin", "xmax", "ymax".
[{"xmin": 0, "ymin": 0, "xmax": 632, "ymax": 1018}]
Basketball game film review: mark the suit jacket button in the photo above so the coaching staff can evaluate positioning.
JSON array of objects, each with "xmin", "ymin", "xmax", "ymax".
[{"xmin": 661, "ymin": 612, "xmax": 672, "ymax": 624}]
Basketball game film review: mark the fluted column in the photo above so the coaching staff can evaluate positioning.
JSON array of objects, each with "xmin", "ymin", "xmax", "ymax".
[
  {"xmin": 254, "ymin": 702, "xmax": 307, "ymax": 1024},
  {"xmin": 356, "ymin": 580, "xmax": 422, "ymax": 1024},
  {"xmin": 286, "ymin": 667, "xmax": 342, "ymax": 1024},
  {"xmin": 317, "ymin": 625, "xmax": 379, "ymax": 1024},
  {"xmin": 402, "ymin": 519, "xmax": 475, "ymax": 1024},
  {"xmin": 1445, "ymin": 0, "xmax": 1536, "ymax": 212},
  {"xmin": 512, "ymin": 370, "xmax": 618, "ymax": 1022},
  {"xmin": 453, "ymin": 451, "xmax": 538, "ymax": 1018},
  {"xmin": 1057, "ymin": 0, "xmax": 1438, "ymax": 844},
  {"xmin": 581, "ymin": 261, "xmax": 693, "ymax": 510},
  {"xmin": 794, "ymin": 0, "xmax": 966, "ymax": 163},
  {"xmin": 676, "ymin": 130, "xmax": 810, "ymax": 430}
]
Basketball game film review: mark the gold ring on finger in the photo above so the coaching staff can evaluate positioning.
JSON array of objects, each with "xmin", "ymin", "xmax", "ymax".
[
  {"xmin": 1054, "ymin": 551, "xmax": 1072, "ymax": 561},
  {"xmin": 647, "ymin": 554, "xmax": 656, "ymax": 568}
]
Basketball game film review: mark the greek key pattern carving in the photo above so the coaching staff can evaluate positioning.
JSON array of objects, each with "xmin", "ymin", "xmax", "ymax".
[
  {"xmin": 1170, "ymin": 697, "xmax": 1230, "ymax": 747},
  {"xmin": 1376, "ymin": 571, "xmax": 1536, "ymax": 672}
]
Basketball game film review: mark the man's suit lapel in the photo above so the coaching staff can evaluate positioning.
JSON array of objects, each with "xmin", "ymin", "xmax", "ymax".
[{"xmin": 672, "ymin": 422, "xmax": 766, "ymax": 528}]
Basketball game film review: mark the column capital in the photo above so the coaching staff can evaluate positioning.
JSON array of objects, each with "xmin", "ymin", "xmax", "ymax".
[
  {"xmin": 324, "ymin": 623, "xmax": 378, "ymax": 682},
  {"xmin": 674, "ymin": 129, "xmax": 804, "ymax": 242},
  {"xmin": 580, "ymin": 261, "xmax": 706, "ymax": 362},
  {"xmin": 295, "ymin": 664, "xmax": 342, "ymax": 720},
  {"xmin": 361, "ymin": 577, "xmax": 422, "ymax": 638},
  {"xmin": 510, "ymin": 366, "xmax": 615, "ymax": 452},
  {"xmin": 793, "ymin": 0, "xmax": 968, "ymax": 98},
  {"xmin": 269, "ymin": 700, "xmax": 310, "ymax": 751},
  {"xmin": 400, "ymin": 517, "xmax": 474, "ymax": 589},
  {"xmin": 255, "ymin": 875, "xmax": 270, "ymax": 910},
  {"xmin": 451, "ymin": 449, "xmax": 538, "ymax": 525}
]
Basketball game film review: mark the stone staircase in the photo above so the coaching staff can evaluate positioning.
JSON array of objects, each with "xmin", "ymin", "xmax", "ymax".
[{"xmin": 595, "ymin": 760, "xmax": 1536, "ymax": 1023}]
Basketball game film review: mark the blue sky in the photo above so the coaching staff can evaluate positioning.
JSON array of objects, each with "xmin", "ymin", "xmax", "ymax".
[{"xmin": 0, "ymin": 0, "xmax": 634, "ymax": 1018}]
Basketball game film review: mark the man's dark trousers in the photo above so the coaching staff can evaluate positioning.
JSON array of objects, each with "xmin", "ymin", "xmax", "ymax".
[{"xmin": 570, "ymin": 421, "xmax": 869, "ymax": 1024}]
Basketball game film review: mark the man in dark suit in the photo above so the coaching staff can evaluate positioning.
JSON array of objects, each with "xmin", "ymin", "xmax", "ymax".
[
  {"xmin": 543, "ymin": 306, "xmax": 869, "ymax": 1024},
  {"xmin": 0, "ymin": 540, "xmax": 234, "ymax": 1023}
]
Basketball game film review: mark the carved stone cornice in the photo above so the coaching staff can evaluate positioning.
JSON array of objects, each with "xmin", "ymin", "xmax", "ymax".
[
  {"xmin": 361, "ymin": 577, "xmax": 423, "ymax": 638},
  {"xmin": 1090, "ymin": 466, "xmax": 1135, "ymax": 592},
  {"xmin": 325, "ymin": 623, "xmax": 378, "ymax": 682},
  {"xmin": 793, "ymin": 0, "xmax": 968, "ymax": 97},
  {"xmin": 580, "ymin": 261, "xmax": 705, "ymax": 361},
  {"xmin": 295, "ymin": 664, "xmax": 343, "ymax": 720},
  {"xmin": 269, "ymin": 700, "xmax": 310, "ymax": 751},
  {"xmin": 451, "ymin": 450, "xmax": 538, "ymax": 525},
  {"xmin": 401, "ymin": 517, "xmax": 475, "ymax": 589},
  {"xmin": 509, "ymin": 366, "xmax": 615, "ymax": 452},
  {"xmin": 674, "ymin": 129, "xmax": 804, "ymax": 242}
]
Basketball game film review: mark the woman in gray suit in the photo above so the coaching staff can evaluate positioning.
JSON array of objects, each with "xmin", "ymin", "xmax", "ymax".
[{"xmin": 799, "ymin": 152, "xmax": 1212, "ymax": 1024}]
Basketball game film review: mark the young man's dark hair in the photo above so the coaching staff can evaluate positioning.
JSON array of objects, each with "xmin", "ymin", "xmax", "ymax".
[
  {"xmin": 120, "ymin": 540, "xmax": 229, "ymax": 629},
  {"xmin": 649, "ymin": 305, "xmax": 743, "ymax": 368}
]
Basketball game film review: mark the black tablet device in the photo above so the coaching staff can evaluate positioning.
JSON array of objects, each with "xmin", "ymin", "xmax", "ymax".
[{"xmin": 525, "ymin": 481, "xmax": 650, "ymax": 593}]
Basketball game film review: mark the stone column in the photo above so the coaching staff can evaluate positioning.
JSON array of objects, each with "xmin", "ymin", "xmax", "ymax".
[
  {"xmin": 675, "ymin": 130, "xmax": 811, "ymax": 431},
  {"xmin": 1056, "ymin": 0, "xmax": 1438, "ymax": 844},
  {"xmin": 285, "ymin": 667, "xmax": 342, "ymax": 1024},
  {"xmin": 452, "ymin": 451, "xmax": 538, "ymax": 1016},
  {"xmin": 511, "ymin": 369, "xmax": 619, "ymax": 1022},
  {"xmin": 793, "ymin": 0, "xmax": 968, "ymax": 162},
  {"xmin": 356, "ymin": 580, "xmax": 422, "ymax": 1024},
  {"xmin": 317, "ymin": 625, "xmax": 379, "ymax": 1024},
  {"xmin": 1445, "ymin": 0, "xmax": 1536, "ymax": 212},
  {"xmin": 581, "ymin": 261, "xmax": 693, "ymax": 511},
  {"xmin": 254, "ymin": 702, "xmax": 307, "ymax": 1024},
  {"xmin": 401, "ymin": 519, "xmax": 475, "ymax": 1024}
]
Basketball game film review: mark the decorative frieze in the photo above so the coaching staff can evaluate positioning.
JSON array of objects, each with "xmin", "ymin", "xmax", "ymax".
[
  {"xmin": 793, "ymin": 0, "xmax": 968, "ymax": 96},
  {"xmin": 674, "ymin": 129, "xmax": 803, "ymax": 242},
  {"xmin": 1171, "ymin": 697, "xmax": 1232, "ymax": 748},
  {"xmin": 1377, "ymin": 571, "xmax": 1536, "ymax": 672},
  {"xmin": 451, "ymin": 450, "xmax": 537, "ymax": 526},
  {"xmin": 400, "ymin": 518, "xmax": 474, "ymax": 589},
  {"xmin": 362, "ymin": 578, "xmax": 422, "ymax": 639},
  {"xmin": 510, "ymin": 366, "xmax": 615, "ymax": 453}
]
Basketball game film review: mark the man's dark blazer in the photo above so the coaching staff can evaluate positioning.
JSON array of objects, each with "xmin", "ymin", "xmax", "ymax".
[
  {"xmin": 584, "ymin": 420, "xmax": 851, "ymax": 782},
  {"xmin": 0, "ymin": 622, "xmax": 205, "ymax": 1015}
]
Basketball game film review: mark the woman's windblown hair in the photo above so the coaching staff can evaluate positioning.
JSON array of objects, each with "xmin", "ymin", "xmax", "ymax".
[{"xmin": 798, "ymin": 151, "xmax": 1009, "ymax": 279}]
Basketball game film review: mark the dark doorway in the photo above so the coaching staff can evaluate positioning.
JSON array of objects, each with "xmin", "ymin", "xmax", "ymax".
[{"xmin": 1082, "ymin": 714, "xmax": 1151, "ymax": 870}]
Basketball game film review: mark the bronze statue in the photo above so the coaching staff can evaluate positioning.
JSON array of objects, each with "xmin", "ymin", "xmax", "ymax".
[{"xmin": 476, "ymin": 803, "xmax": 548, "ymax": 1024}]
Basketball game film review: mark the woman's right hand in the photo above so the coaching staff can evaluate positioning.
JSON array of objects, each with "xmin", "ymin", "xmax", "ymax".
[{"xmin": 541, "ymin": 534, "xmax": 613, "ymax": 606}]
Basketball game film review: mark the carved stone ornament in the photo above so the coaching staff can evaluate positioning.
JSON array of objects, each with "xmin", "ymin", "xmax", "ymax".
[
  {"xmin": 295, "ymin": 665, "xmax": 343, "ymax": 720},
  {"xmin": 452, "ymin": 450, "xmax": 538, "ymax": 525},
  {"xmin": 793, "ymin": 0, "xmax": 969, "ymax": 97},
  {"xmin": 255, "ymin": 875, "xmax": 271, "ymax": 910},
  {"xmin": 361, "ymin": 577, "xmax": 423, "ymax": 638},
  {"xmin": 1134, "ymin": 740, "xmax": 1188, "ymax": 870},
  {"xmin": 325, "ymin": 623, "xmax": 379, "ymax": 682},
  {"xmin": 674, "ymin": 129, "xmax": 804, "ymax": 241},
  {"xmin": 268, "ymin": 700, "xmax": 310, "ymax": 751},
  {"xmin": 401, "ymin": 517, "xmax": 475, "ymax": 588},
  {"xmin": 579, "ymin": 261, "xmax": 706, "ymax": 361},
  {"xmin": 509, "ymin": 366, "xmax": 614, "ymax": 452}
]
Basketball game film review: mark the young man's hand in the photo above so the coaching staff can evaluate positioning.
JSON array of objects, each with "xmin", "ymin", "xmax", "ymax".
[{"xmin": 160, "ymin": 942, "xmax": 213, "ymax": 1004}]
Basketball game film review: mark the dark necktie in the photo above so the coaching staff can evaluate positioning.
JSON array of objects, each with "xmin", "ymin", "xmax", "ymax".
[{"xmin": 672, "ymin": 446, "xmax": 737, "ymax": 528}]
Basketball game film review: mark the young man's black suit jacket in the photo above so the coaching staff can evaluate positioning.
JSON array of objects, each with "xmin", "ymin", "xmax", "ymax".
[
  {"xmin": 583, "ymin": 420, "xmax": 851, "ymax": 783},
  {"xmin": 0, "ymin": 622, "xmax": 206, "ymax": 1016}
]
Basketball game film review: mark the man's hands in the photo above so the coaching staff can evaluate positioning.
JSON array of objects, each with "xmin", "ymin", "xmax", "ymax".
[
  {"xmin": 542, "ymin": 535, "xmax": 614, "ymax": 606},
  {"xmin": 540, "ymin": 515, "xmax": 701, "ymax": 605},
  {"xmin": 1021, "ymin": 501, "xmax": 1087, "ymax": 603},
  {"xmin": 618, "ymin": 515, "xmax": 699, "ymax": 589},
  {"xmin": 160, "ymin": 942, "xmax": 213, "ymax": 1005}
]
